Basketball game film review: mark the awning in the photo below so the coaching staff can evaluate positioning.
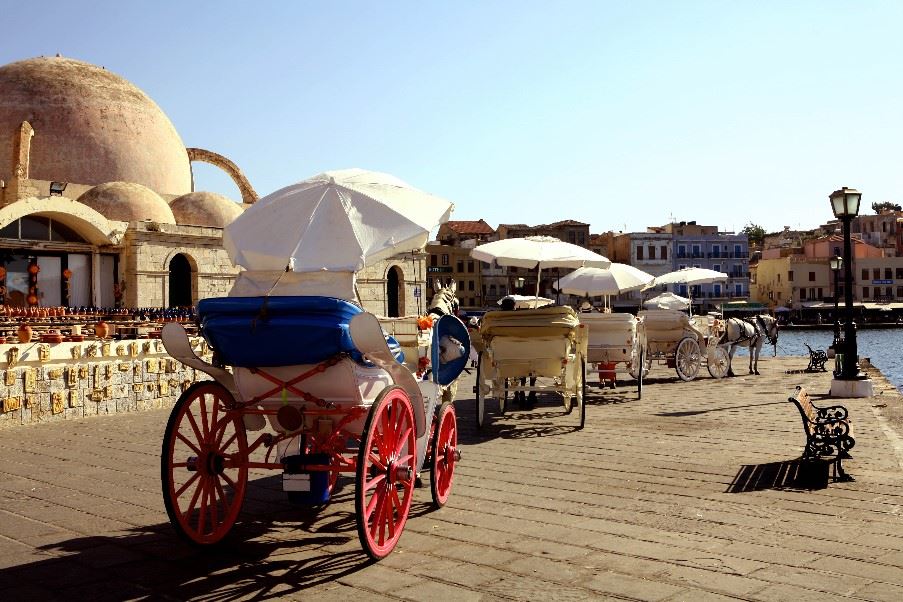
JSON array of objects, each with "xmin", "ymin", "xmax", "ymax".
[{"xmin": 864, "ymin": 302, "xmax": 903, "ymax": 310}]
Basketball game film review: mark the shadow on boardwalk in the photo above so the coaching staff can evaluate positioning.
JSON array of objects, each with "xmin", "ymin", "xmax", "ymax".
[{"xmin": 726, "ymin": 458, "xmax": 831, "ymax": 493}]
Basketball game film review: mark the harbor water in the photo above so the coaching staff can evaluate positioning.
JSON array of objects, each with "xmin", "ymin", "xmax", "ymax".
[{"xmin": 734, "ymin": 326, "xmax": 903, "ymax": 392}]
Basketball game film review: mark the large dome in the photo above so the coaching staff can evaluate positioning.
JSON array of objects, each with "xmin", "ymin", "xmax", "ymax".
[
  {"xmin": 170, "ymin": 191, "xmax": 243, "ymax": 228},
  {"xmin": 0, "ymin": 56, "xmax": 192, "ymax": 196},
  {"xmin": 77, "ymin": 182, "xmax": 176, "ymax": 224}
]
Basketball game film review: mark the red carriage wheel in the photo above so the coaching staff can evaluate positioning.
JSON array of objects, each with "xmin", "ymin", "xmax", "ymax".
[
  {"xmin": 355, "ymin": 386, "xmax": 416, "ymax": 560},
  {"xmin": 430, "ymin": 403, "xmax": 459, "ymax": 508},
  {"xmin": 162, "ymin": 382, "xmax": 248, "ymax": 545}
]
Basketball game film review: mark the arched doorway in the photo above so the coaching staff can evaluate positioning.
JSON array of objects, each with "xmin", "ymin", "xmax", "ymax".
[
  {"xmin": 386, "ymin": 266, "xmax": 404, "ymax": 317},
  {"xmin": 168, "ymin": 254, "xmax": 193, "ymax": 307}
]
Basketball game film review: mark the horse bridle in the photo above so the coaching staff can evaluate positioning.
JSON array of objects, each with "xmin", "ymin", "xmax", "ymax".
[
  {"xmin": 755, "ymin": 315, "xmax": 778, "ymax": 346},
  {"xmin": 428, "ymin": 290, "xmax": 458, "ymax": 318}
]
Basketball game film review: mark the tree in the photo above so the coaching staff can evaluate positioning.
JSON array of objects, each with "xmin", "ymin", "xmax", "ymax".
[
  {"xmin": 742, "ymin": 222, "xmax": 765, "ymax": 245},
  {"xmin": 871, "ymin": 201, "xmax": 902, "ymax": 213}
]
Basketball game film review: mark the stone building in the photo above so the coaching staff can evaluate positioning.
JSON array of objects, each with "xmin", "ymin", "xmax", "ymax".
[
  {"xmin": 0, "ymin": 55, "xmax": 420, "ymax": 315},
  {"xmin": 494, "ymin": 220, "xmax": 591, "ymax": 299},
  {"xmin": 426, "ymin": 220, "xmax": 496, "ymax": 310}
]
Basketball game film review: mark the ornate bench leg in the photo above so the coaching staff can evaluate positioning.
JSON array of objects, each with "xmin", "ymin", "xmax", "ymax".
[{"xmin": 834, "ymin": 454, "xmax": 854, "ymax": 482}]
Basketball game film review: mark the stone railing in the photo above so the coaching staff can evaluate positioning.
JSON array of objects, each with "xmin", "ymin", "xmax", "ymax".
[{"xmin": 0, "ymin": 337, "xmax": 210, "ymax": 428}]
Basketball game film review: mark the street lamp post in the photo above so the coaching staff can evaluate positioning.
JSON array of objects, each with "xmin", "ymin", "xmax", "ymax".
[
  {"xmin": 830, "ymin": 255, "xmax": 843, "ymax": 349},
  {"xmin": 829, "ymin": 187, "xmax": 865, "ymax": 380},
  {"xmin": 514, "ymin": 276, "xmax": 526, "ymax": 295}
]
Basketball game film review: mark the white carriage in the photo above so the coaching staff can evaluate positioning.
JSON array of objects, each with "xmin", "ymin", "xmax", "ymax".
[
  {"xmin": 635, "ymin": 309, "xmax": 730, "ymax": 381},
  {"xmin": 473, "ymin": 305, "xmax": 588, "ymax": 429},
  {"xmin": 579, "ymin": 312, "xmax": 647, "ymax": 397},
  {"xmin": 159, "ymin": 169, "xmax": 467, "ymax": 561}
]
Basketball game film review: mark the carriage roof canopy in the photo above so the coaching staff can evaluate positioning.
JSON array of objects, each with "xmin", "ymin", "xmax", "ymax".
[{"xmin": 224, "ymin": 168, "xmax": 454, "ymax": 273}]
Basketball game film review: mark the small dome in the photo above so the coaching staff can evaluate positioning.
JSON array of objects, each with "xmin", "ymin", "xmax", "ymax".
[
  {"xmin": 77, "ymin": 181, "xmax": 176, "ymax": 224},
  {"xmin": 170, "ymin": 191, "xmax": 243, "ymax": 227}
]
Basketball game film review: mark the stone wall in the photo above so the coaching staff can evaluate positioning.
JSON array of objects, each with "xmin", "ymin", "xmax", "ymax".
[
  {"xmin": 0, "ymin": 338, "xmax": 210, "ymax": 429},
  {"xmin": 357, "ymin": 253, "xmax": 429, "ymax": 316},
  {"xmin": 123, "ymin": 222, "xmax": 240, "ymax": 307}
]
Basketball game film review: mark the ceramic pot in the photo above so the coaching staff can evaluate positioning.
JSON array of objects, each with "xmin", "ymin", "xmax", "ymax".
[
  {"xmin": 17, "ymin": 323, "xmax": 32, "ymax": 343},
  {"xmin": 41, "ymin": 330, "xmax": 63, "ymax": 344},
  {"xmin": 94, "ymin": 321, "xmax": 109, "ymax": 339}
]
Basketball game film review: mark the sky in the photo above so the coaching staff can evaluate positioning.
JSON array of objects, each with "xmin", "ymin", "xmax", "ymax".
[{"xmin": 4, "ymin": 1, "xmax": 903, "ymax": 235}]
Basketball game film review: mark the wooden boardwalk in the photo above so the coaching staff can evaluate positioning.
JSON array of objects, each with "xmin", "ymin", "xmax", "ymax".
[{"xmin": 1, "ymin": 355, "xmax": 902, "ymax": 600}]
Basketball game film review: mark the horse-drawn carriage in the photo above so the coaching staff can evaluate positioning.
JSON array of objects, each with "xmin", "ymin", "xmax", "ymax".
[
  {"xmin": 634, "ymin": 309, "xmax": 730, "ymax": 381},
  {"xmin": 161, "ymin": 294, "xmax": 469, "ymax": 559},
  {"xmin": 159, "ymin": 169, "xmax": 469, "ymax": 560},
  {"xmin": 579, "ymin": 311, "xmax": 647, "ymax": 397},
  {"xmin": 473, "ymin": 305, "xmax": 588, "ymax": 429}
]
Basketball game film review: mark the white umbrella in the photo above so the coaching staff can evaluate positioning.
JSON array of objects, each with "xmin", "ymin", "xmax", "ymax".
[
  {"xmin": 644, "ymin": 292, "xmax": 691, "ymax": 310},
  {"xmin": 224, "ymin": 168, "xmax": 454, "ymax": 272},
  {"xmin": 553, "ymin": 264, "xmax": 653, "ymax": 296},
  {"xmin": 642, "ymin": 267, "xmax": 728, "ymax": 315},
  {"xmin": 497, "ymin": 295, "xmax": 555, "ymax": 309},
  {"xmin": 642, "ymin": 267, "xmax": 729, "ymax": 289},
  {"xmin": 471, "ymin": 235, "xmax": 610, "ymax": 296}
]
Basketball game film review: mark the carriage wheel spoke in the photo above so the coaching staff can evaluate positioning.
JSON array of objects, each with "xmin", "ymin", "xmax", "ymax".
[
  {"xmin": 368, "ymin": 454, "xmax": 386, "ymax": 471},
  {"xmin": 199, "ymin": 396, "xmax": 210, "ymax": 439},
  {"xmin": 365, "ymin": 472, "xmax": 387, "ymax": 492},
  {"xmin": 185, "ymin": 412, "xmax": 203, "ymax": 449},
  {"xmin": 221, "ymin": 472, "xmax": 237, "ymax": 490},
  {"xmin": 394, "ymin": 426, "xmax": 412, "ymax": 456},
  {"xmin": 208, "ymin": 482, "xmax": 219, "ymax": 532},
  {"xmin": 175, "ymin": 472, "xmax": 200, "ymax": 498},
  {"xmin": 184, "ymin": 475, "xmax": 204, "ymax": 520},
  {"xmin": 219, "ymin": 429, "xmax": 238, "ymax": 452},
  {"xmin": 369, "ymin": 486, "xmax": 387, "ymax": 538},
  {"xmin": 176, "ymin": 431, "xmax": 202, "ymax": 456},
  {"xmin": 196, "ymin": 480, "xmax": 209, "ymax": 535}
]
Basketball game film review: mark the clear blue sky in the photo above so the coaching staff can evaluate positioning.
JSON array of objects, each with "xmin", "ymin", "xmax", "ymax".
[{"xmin": 4, "ymin": 1, "xmax": 903, "ymax": 235}]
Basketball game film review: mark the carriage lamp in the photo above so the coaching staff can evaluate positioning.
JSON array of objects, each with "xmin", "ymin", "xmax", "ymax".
[
  {"xmin": 829, "ymin": 187, "xmax": 865, "ymax": 382},
  {"xmin": 514, "ymin": 277, "xmax": 526, "ymax": 294},
  {"xmin": 829, "ymin": 256, "xmax": 843, "ymax": 349}
]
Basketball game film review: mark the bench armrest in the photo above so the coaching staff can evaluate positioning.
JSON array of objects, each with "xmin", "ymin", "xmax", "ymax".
[{"xmin": 816, "ymin": 405, "xmax": 849, "ymax": 421}]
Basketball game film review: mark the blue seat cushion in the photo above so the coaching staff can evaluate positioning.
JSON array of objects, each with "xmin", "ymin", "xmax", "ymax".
[{"xmin": 198, "ymin": 296, "xmax": 363, "ymax": 367}]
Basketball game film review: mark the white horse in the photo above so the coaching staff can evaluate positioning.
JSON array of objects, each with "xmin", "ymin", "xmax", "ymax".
[
  {"xmin": 428, "ymin": 280, "xmax": 459, "ymax": 319},
  {"xmin": 724, "ymin": 314, "xmax": 779, "ymax": 376},
  {"xmin": 427, "ymin": 280, "xmax": 463, "ymax": 402}
]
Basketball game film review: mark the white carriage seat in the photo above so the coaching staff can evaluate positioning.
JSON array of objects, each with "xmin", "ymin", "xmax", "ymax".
[
  {"xmin": 488, "ymin": 336, "xmax": 573, "ymax": 379},
  {"xmin": 479, "ymin": 306, "xmax": 580, "ymax": 340},
  {"xmin": 479, "ymin": 306, "xmax": 582, "ymax": 379},
  {"xmin": 639, "ymin": 309, "xmax": 704, "ymax": 344},
  {"xmin": 229, "ymin": 270, "xmax": 356, "ymax": 301},
  {"xmin": 580, "ymin": 312, "xmax": 637, "ymax": 364}
]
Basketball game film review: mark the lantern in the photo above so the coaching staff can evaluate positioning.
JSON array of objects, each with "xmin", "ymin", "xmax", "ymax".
[
  {"xmin": 27, "ymin": 294, "xmax": 38, "ymax": 306},
  {"xmin": 28, "ymin": 264, "xmax": 40, "ymax": 275},
  {"xmin": 0, "ymin": 266, "xmax": 6, "ymax": 280},
  {"xmin": 63, "ymin": 268, "xmax": 72, "ymax": 280}
]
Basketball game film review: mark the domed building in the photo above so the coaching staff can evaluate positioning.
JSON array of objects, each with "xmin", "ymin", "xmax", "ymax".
[
  {"xmin": 0, "ymin": 55, "xmax": 429, "ymax": 317},
  {"xmin": 0, "ymin": 55, "xmax": 260, "ymax": 308}
]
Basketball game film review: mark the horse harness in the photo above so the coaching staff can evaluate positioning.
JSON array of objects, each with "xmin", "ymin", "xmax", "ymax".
[{"xmin": 722, "ymin": 317, "xmax": 760, "ymax": 345}]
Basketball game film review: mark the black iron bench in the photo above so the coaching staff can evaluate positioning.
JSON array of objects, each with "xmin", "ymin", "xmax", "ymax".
[
  {"xmin": 804, "ymin": 344, "xmax": 828, "ymax": 372},
  {"xmin": 788, "ymin": 386, "xmax": 855, "ymax": 481}
]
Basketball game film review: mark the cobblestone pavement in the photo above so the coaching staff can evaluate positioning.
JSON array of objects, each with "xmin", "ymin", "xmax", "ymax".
[{"xmin": 1, "ymin": 355, "xmax": 903, "ymax": 601}]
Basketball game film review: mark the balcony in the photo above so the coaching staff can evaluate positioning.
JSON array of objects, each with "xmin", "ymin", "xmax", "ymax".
[{"xmin": 707, "ymin": 251, "xmax": 750, "ymax": 259}]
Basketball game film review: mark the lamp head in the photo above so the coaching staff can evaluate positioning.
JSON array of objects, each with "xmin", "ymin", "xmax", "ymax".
[
  {"xmin": 49, "ymin": 181, "xmax": 67, "ymax": 196},
  {"xmin": 829, "ymin": 256, "xmax": 843, "ymax": 271},
  {"xmin": 829, "ymin": 187, "xmax": 861, "ymax": 218}
]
